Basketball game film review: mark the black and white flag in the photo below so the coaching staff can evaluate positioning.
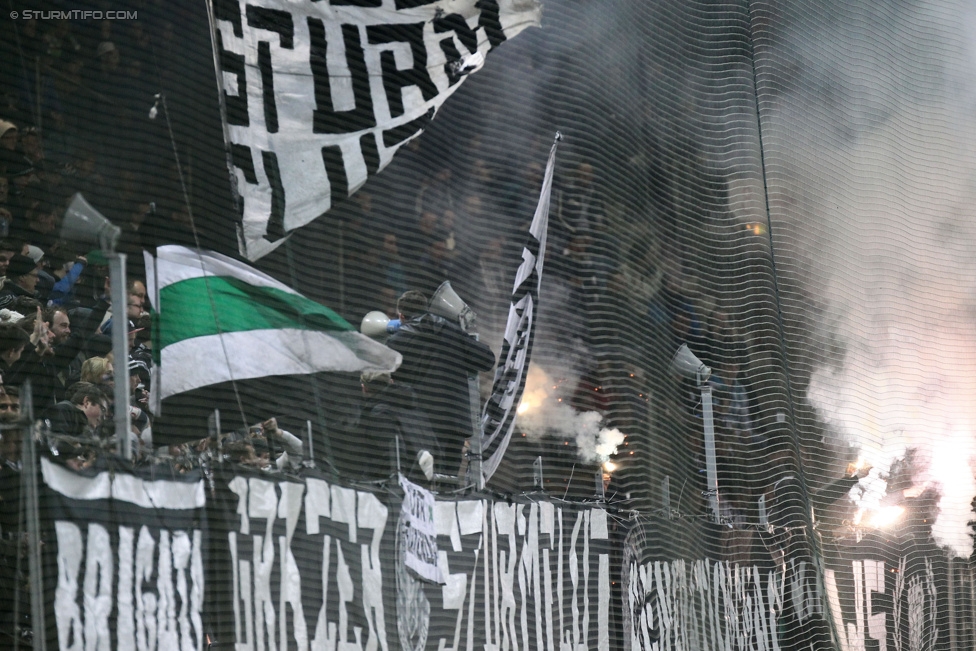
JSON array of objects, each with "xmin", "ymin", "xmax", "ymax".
[
  {"xmin": 480, "ymin": 134, "xmax": 558, "ymax": 482},
  {"xmin": 210, "ymin": 0, "xmax": 541, "ymax": 260}
]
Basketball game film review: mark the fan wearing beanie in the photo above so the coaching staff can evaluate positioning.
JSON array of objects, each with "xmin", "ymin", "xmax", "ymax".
[{"xmin": 0, "ymin": 254, "xmax": 39, "ymax": 305}]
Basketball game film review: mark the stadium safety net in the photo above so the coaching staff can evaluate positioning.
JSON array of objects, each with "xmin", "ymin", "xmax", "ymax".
[{"xmin": 1, "ymin": 1, "xmax": 975, "ymax": 649}]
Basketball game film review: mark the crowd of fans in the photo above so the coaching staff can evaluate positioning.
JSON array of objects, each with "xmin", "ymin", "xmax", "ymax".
[
  {"xmin": 323, "ymin": 137, "xmax": 770, "ymax": 520},
  {"xmin": 0, "ymin": 11, "xmax": 917, "ymax": 651},
  {"xmin": 0, "ymin": 16, "xmax": 779, "ymax": 527},
  {"xmin": 0, "ymin": 14, "xmax": 204, "ymax": 482}
]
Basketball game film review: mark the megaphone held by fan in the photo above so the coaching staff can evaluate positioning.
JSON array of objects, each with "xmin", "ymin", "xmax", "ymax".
[
  {"xmin": 360, "ymin": 311, "xmax": 401, "ymax": 338},
  {"xmin": 429, "ymin": 281, "xmax": 476, "ymax": 332},
  {"xmin": 361, "ymin": 282, "xmax": 476, "ymax": 338}
]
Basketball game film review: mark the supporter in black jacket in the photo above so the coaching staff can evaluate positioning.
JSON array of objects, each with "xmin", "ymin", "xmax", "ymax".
[
  {"xmin": 385, "ymin": 290, "xmax": 494, "ymax": 476},
  {"xmin": 43, "ymin": 382, "xmax": 105, "ymax": 437},
  {"xmin": 359, "ymin": 371, "xmax": 441, "ymax": 481},
  {"xmin": 7, "ymin": 304, "xmax": 108, "ymax": 408},
  {"xmin": 0, "ymin": 322, "xmax": 28, "ymax": 382},
  {"xmin": 0, "ymin": 254, "xmax": 38, "ymax": 307}
]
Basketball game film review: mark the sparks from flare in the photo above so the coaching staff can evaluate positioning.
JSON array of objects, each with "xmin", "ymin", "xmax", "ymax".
[{"xmin": 516, "ymin": 365, "xmax": 625, "ymax": 466}]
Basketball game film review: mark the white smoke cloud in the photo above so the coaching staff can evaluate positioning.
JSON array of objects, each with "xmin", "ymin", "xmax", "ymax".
[
  {"xmin": 516, "ymin": 365, "xmax": 624, "ymax": 464},
  {"xmin": 768, "ymin": 1, "xmax": 976, "ymax": 555}
]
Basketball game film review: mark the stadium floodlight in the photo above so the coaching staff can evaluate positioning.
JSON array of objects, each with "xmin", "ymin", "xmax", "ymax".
[{"xmin": 670, "ymin": 343, "xmax": 720, "ymax": 523}]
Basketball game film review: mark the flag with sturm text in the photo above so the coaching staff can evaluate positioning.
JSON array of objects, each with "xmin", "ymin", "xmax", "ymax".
[{"xmin": 209, "ymin": 0, "xmax": 542, "ymax": 260}]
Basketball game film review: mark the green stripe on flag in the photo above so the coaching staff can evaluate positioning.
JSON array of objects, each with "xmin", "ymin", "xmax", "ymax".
[{"xmin": 158, "ymin": 276, "xmax": 353, "ymax": 348}]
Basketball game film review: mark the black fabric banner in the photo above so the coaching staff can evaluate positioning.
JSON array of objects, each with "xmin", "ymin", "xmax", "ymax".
[
  {"xmin": 36, "ymin": 456, "xmax": 953, "ymax": 651},
  {"xmin": 206, "ymin": 467, "xmax": 614, "ymax": 651},
  {"xmin": 38, "ymin": 456, "xmax": 208, "ymax": 651},
  {"xmin": 36, "ymin": 458, "xmax": 613, "ymax": 651}
]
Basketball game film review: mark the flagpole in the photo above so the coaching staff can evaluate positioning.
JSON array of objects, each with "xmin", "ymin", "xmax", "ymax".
[
  {"xmin": 22, "ymin": 384, "xmax": 48, "ymax": 651},
  {"xmin": 338, "ymin": 221, "xmax": 345, "ymax": 314},
  {"xmin": 109, "ymin": 253, "xmax": 132, "ymax": 460},
  {"xmin": 480, "ymin": 132, "xmax": 559, "ymax": 484},
  {"xmin": 468, "ymin": 372, "xmax": 483, "ymax": 490}
]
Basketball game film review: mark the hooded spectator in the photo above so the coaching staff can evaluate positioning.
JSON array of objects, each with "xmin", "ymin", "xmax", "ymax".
[
  {"xmin": 0, "ymin": 120, "xmax": 19, "ymax": 175},
  {"xmin": 97, "ymin": 41, "xmax": 120, "ymax": 72},
  {"xmin": 0, "ymin": 176, "xmax": 11, "ymax": 237},
  {"xmin": 386, "ymin": 290, "xmax": 495, "ymax": 476},
  {"xmin": 0, "ymin": 121, "xmax": 16, "ymax": 153}
]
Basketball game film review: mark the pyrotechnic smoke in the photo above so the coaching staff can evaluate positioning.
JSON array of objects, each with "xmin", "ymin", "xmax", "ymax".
[
  {"xmin": 764, "ymin": 1, "xmax": 976, "ymax": 554},
  {"xmin": 516, "ymin": 365, "xmax": 624, "ymax": 464}
]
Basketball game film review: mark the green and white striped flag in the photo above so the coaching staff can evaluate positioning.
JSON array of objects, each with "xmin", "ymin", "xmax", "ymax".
[{"xmin": 145, "ymin": 245, "xmax": 400, "ymax": 411}]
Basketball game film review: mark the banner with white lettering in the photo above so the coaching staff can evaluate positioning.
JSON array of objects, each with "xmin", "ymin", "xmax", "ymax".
[
  {"xmin": 398, "ymin": 474, "xmax": 441, "ymax": 584},
  {"xmin": 38, "ymin": 457, "xmax": 207, "ymax": 651},
  {"xmin": 207, "ymin": 467, "xmax": 612, "ymax": 651},
  {"xmin": 208, "ymin": 468, "xmax": 396, "ymax": 651},
  {"xmin": 623, "ymin": 554, "xmax": 825, "ymax": 651},
  {"xmin": 824, "ymin": 542, "xmax": 948, "ymax": 651},
  {"xmin": 35, "ymin": 456, "xmax": 960, "ymax": 651},
  {"xmin": 37, "ymin": 458, "xmax": 611, "ymax": 651},
  {"xmin": 209, "ymin": 0, "xmax": 542, "ymax": 260},
  {"xmin": 621, "ymin": 520, "xmax": 952, "ymax": 651},
  {"xmin": 480, "ymin": 134, "xmax": 558, "ymax": 482}
]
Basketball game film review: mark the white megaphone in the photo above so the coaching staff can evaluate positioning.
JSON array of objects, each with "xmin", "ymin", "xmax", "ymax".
[
  {"xmin": 429, "ymin": 281, "xmax": 476, "ymax": 332},
  {"xmin": 669, "ymin": 343, "xmax": 711, "ymax": 386},
  {"xmin": 61, "ymin": 192, "xmax": 121, "ymax": 251},
  {"xmin": 360, "ymin": 311, "xmax": 401, "ymax": 338}
]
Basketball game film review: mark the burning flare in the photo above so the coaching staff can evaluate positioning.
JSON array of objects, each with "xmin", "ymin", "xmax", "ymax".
[{"xmin": 516, "ymin": 365, "xmax": 624, "ymax": 465}]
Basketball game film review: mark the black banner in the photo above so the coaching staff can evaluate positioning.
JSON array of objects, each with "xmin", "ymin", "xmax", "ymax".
[
  {"xmin": 38, "ymin": 457, "xmax": 953, "ymax": 651},
  {"xmin": 38, "ymin": 457, "xmax": 207, "ymax": 651},
  {"xmin": 37, "ymin": 459, "xmax": 613, "ymax": 651}
]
